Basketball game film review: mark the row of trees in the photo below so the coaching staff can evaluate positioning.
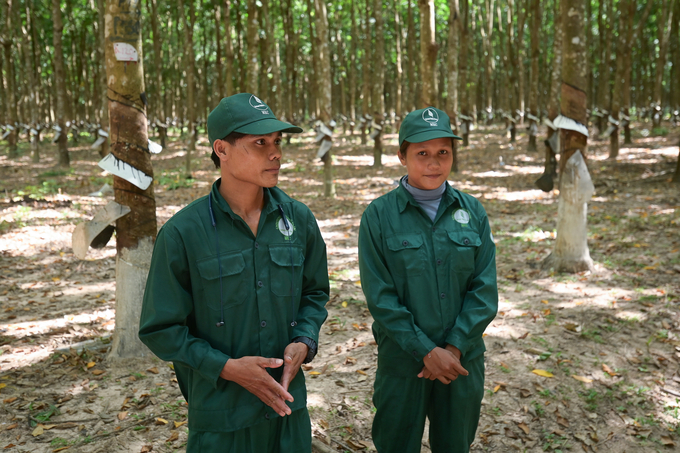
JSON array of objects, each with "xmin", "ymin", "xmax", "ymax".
[{"xmin": 0, "ymin": 0, "xmax": 679, "ymax": 170}]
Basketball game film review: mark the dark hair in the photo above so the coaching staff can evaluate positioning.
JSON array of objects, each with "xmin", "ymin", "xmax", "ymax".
[
  {"xmin": 211, "ymin": 131, "xmax": 248, "ymax": 168},
  {"xmin": 398, "ymin": 138, "xmax": 456, "ymax": 159}
]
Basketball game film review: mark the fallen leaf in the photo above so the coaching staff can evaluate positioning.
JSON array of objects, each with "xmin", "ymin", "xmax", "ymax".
[
  {"xmin": 660, "ymin": 436, "xmax": 675, "ymax": 447},
  {"xmin": 167, "ymin": 431, "xmax": 179, "ymax": 442},
  {"xmin": 0, "ymin": 384, "xmax": 6, "ymax": 390},
  {"xmin": 2, "ymin": 397, "xmax": 15, "ymax": 403},
  {"xmin": 32, "ymin": 425, "xmax": 44, "ymax": 437},
  {"xmin": 356, "ymin": 370, "xmax": 367, "ymax": 375},
  {"xmin": 4, "ymin": 424, "xmax": 17, "ymax": 431},
  {"xmin": 91, "ymin": 369, "xmax": 105, "ymax": 376},
  {"xmin": 493, "ymin": 385, "xmax": 501, "ymax": 393},
  {"xmin": 572, "ymin": 375, "xmax": 593, "ymax": 383},
  {"xmin": 517, "ymin": 422, "xmax": 530, "ymax": 434},
  {"xmin": 140, "ymin": 446, "xmax": 153, "ymax": 453},
  {"xmin": 147, "ymin": 367, "xmax": 159, "ymax": 374},
  {"xmin": 341, "ymin": 301, "xmax": 348, "ymax": 308},
  {"xmin": 504, "ymin": 427, "xmax": 519, "ymax": 439},
  {"xmin": 308, "ymin": 371, "xmax": 321, "ymax": 375},
  {"xmin": 86, "ymin": 362, "xmax": 95, "ymax": 369},
  {"xmin": 155, "ymin": 418, "xmax": 168, "ymax": 425},
  {"xmin": 517, "ymin": 332, "xmax": 529, "ymax": 340},
  {"xmin": 541, "ymin": 300, "xmax": 549, "ymax": 304},
  {"xmin": 344, "ymin": 357, "xmax": 357, "ymax": 365},
  {"xmin": 556, "ymin": 415, "xmax": 569, "ymax": 427},
  {"xmin": 602, "ymin": 364, "xmax": 618, "ymax": 376},
  {"xmin": 53, "ymin": 447, "xmax": 70, "ymax": 452},
  {"xmin": 4, "ymin": 445, "xmax": 15, "ymax": 450},
  {"xmin": 173, "ymin": 421, "xmax": 187, "ymax": 429},
  {"xmin": 519, "ymin": 388, "xmax": 532, "ymax": 398},
  {"xmin": 118, "ymin": 411, "xmax": 127, "ymax": 421},
  {"xmin": 532, "ymin": 369, "xmax": 554, "ymax": 378}
]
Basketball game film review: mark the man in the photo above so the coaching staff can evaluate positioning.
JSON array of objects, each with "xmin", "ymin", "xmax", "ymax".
[{"xmin": 139, "ymin": 93, "xmax": 329, "ymax": 452}]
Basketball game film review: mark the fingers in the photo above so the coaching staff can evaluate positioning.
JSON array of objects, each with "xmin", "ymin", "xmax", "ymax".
[
  {"xmin": 262, "ymin": 358, "xmax": 284, "ymax": 369},
  {"xmin": 453, "ymin": 361, "xmax": 469, "ymax": 376},
  {"xmin": 436, "ymin": 376, "xmax": 452, "ymax": 385}
]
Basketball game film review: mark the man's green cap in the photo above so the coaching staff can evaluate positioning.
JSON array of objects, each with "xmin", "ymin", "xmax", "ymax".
[
  {"xmin": 208, "ymin": 93, "xmax": 303, "ymax": 146},
  {"xmin": 398, "ymin": 107, "xmax": 462, "ymax": 146}
]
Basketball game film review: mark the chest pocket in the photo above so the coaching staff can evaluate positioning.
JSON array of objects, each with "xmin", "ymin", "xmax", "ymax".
[
  {"xmin": 448, "ymin": 230, "xmax": 481, "ymax": 273},
  {"xmin": 385, "ymin": 233, "xmax": 426, "ymax": 277},
  {"xmin": 196, "ymin": 252, "xmax": 247, "ymax": 311},
  {"xmin": 269, "ymin": 245, "xmax": 304, "ymax": 297}
]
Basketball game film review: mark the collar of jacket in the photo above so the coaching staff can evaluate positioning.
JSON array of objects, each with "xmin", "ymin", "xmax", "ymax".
[
  {"xmin": 395, "ymin": 177, "xmax": 462, "ymax": 215},
  {"xmin": 209, "ymin": 178, "xmax": 294, "ymax": 221}
]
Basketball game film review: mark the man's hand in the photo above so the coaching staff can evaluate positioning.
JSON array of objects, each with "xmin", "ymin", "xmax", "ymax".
[
  {"xmin": 220, "ymin": 356, "xmax": 293, "ymax": 417},
  {"xmin": 417, "ymin": 346, "xmax": 468, "ymax": 384},
  {"xmin": 280, "ymin": 342, "xmax": 309, "ymax": 392}
]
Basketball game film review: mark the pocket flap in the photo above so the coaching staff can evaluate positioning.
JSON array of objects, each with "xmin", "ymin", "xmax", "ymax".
[
  {"xmin": 196, "ymin": 252, "xmax": 246, "ymax": 280},
  {"xmin": 447, "ymin": 231, "xmax": 481, "ymax": 247},
  {"xmin": 269, "ymin": 245, "xmax": 304, "ymax": 267},
  {"xmin": 386, "ymin": 233, "xmax": 424, "ymax": 251}
]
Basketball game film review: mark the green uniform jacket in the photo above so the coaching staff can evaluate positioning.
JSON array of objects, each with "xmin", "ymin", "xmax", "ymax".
[
  {"xmin": 358, "ymin": 181, "xmax": 497, "ymax": 377},
  {"xmin": 139, "ymin": 180, "xmax": 329, "ymax": 433}
]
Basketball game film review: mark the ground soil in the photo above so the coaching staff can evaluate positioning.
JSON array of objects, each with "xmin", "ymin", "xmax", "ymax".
[{"xmin": 0, "ymin": 123, "xmax": 679, "ymax": 453}]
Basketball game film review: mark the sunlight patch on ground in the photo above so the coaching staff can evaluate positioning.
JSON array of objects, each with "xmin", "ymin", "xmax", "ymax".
[
  {"xmin": 482, "ymin": 188, "xmax": 555, "ymax": 202},
  {"xmin": 0, "ymin": 225, "xmax": 74, "ymax": 254}
]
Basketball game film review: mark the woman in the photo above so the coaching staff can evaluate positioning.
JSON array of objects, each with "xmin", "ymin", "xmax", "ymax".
[{"xmin": 358, "ymin": 107, "xmax": 498, "ymax": 453}]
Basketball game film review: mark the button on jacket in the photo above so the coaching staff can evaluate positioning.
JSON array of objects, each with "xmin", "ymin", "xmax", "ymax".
[
  {"xmin": 139, "ymin": 180, "xmax": 329, "ymax": 434},
  {"xmin": 358, "ymin": 181, "xmax": 497, "ymax": 377}
]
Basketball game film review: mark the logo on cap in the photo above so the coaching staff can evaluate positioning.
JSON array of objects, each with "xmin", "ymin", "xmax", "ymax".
[
  {"xmin": 422, "ymin": 108, "xmax": 439, "ymax": 126},
  {"xmin": 249, "ymin": 95, "xmax": 270, "ymax": 115}
]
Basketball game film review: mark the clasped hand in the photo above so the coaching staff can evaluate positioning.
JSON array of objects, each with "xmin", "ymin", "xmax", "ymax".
[
  {"xmin": 417, "ymin": 345, "xmax": 468, "ymax": 384},
  {"xmin": 219, "ymin": 342, "xmax": 309, "ymax": 417}
]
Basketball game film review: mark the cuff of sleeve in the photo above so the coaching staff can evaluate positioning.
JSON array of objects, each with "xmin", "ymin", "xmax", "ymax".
[
  {"xmin": 406, "ymin": 335, "xmax": 437, "ymax": 362},
  {"xmin": 197, "ymin": 348, "xmax": 230, "ymax": 388},
  {"xmin": 445, "ymin": 330, "xmax": 471, "ymax": 357},
  {"xmin": 291, "ymin": 324, "xmax": 319, "ymax": 344}
]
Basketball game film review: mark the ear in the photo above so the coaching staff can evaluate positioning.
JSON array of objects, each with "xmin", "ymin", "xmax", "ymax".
[
  {"xmin": 213, "ymin": 139, "xmax": 229, "ymax": 161},
  {"xmin": 398, "ymin": 148, "xmax": 407, "ymax": 166}
]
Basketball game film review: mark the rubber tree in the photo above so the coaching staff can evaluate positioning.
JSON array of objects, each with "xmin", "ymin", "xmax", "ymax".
[
  {"xmin": 527, "ymin": 0, "xmax": 540, "ymax": 152},
  {"xmin": 178, "ymin": 0, "xmax": 196, "ymax": 176},
  {"xmin": 418, "ymin": 0, "xmax": 437, "ymax": 108},
  {"xmin": 105, "ymin": 0, "xmax": 158, "ymax": 358},
  {"xmin": 542, "ymin": 0, "xmax": 594, "ymax": 273},
  {"xmin": 372, "ymin": 0, "xmax": 384, "ymax": 167},
  {"xmin": 2, "ymin": 0, "xmax": 18, "ymax": 158},
  {"xmin": 446, "ymin": 0, "xmax": 460, "ymax": 171},
  {"xmin": 313, "ymin": 0, "xmax": 334, "ymax": 198}
]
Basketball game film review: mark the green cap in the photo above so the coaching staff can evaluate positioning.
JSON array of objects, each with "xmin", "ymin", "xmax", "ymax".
[
  {"xmin": 398, "ymin": 107, "xmax": 462, "ymax": 146},
  {"xmin": 207, "ymin": 93, "xmax": 303, "ymax": 146}
]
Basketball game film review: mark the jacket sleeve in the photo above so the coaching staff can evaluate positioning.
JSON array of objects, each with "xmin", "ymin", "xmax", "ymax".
[
  {"xmin": 445, "ymin": 208, "xmax": 498, "ymax": 357},
  {"xmin": 358, "ymin": 207, "xmax": 437, "ymax": 362},
  {"xmin": 139, "ymin": 227, "xmax": 229, "ymax": 388},
  {"xmin": 290, "ymin": 213, "xmax": 330, "ymax": 345}
]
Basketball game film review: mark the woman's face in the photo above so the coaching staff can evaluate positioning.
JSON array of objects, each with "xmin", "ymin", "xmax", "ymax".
[{"xmin": 399, "ymin": 137, "xmax": 453, "ymax": 190}]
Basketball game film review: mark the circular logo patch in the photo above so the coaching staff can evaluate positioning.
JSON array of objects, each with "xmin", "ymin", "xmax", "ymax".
[
  {"xmin": 276, "ymin": 217, "xmax": 295, "ymax": 238},
  {"xmin": 453, "ymin": 209, "xmax": 470, "ymax": 225},
  {"xmin": 422, "ymin": 108, "xmax": 439, "ymax": 126},
  {"xmin": 249, "ymin": 95, "xmax": 269, "ymax": 112}
]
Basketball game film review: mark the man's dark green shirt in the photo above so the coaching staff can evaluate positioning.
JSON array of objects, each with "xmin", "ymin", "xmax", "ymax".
[
  {"xmin": 358, "ymin": 181, "xmax": 498, "ymax": 377},
  {"xmin": 139, "ymin": 180, "xmax": 329, "ymax": 433}
]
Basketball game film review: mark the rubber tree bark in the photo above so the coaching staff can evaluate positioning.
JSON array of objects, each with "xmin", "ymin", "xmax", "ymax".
[
  {"xmin": 446, "ymin": 0, "xmax": 460, "ymax": 171},
  {"xmin": 178, "ymin": 0, "xmax": 196, "ymax": 176},
  {"xmin": 245, "ymin": 0, "xmax": 259, "ymax": 94},
  {"xmin": 527, "ymin": 0, "xmax": 540, "ymax": 152},
  {"xmin": 542, "ymin": 0, "xmax": 594, "ymax": 273},
  {"xmin": 418, "ymin": 0, "xmax": 437, "ymax": 108},
  {"xmin": 313, "ymin": 0, "xmax": 335, "ymax": 198},
  {"xmin": 105, "ymin": 0, "xmax": 158, "ymax": 358},
  {"xmin": 372, "ymin": 0, "xmax": 384, "ymax": 167},
  {"xmin": 459, "ymin": 0, "xmax": 471, "ymax": 145},
  {"xmin": 22, "ymin": 4, "xmax": 39, "ymax": 162},
  {"xmin": 652, "ymin": 0, "xmax": 675, "ymax": 129},
  {"xmin": 393, "ymin": 0, "xmax": 403, "ymax": 122},
  {"xmin": 52, "ymin": 0, "xmax": 70, "ymax": 167},
  {"xmin": 148, "ymin": 0, "xmax": 166, "ymax": 149},
  {"xmin": 2, "ymin": 0, "xmax": 18, "ymax": 157}
]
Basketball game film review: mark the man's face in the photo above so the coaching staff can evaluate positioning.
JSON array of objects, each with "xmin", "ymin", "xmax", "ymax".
[{"xmin": 217, "ymin": 132, "xmax": 283, "ymax": 188}]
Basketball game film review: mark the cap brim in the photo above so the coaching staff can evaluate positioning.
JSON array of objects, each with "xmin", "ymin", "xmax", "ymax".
[
  {"xmin": 404, "ymin": 129, "xmax": 463, "ymax": 144},
  {"xmin": 235, "ymin": 118, "xmax": 303, "ymax": 135}
]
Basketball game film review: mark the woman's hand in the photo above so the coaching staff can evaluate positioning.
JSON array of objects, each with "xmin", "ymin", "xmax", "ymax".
[{"xmin": 417, "ymin": 346, "xmax": 468, "ymax": 384}]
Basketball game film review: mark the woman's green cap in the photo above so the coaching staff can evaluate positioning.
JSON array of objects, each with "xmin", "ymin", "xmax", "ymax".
[
  {"xmin": 208, "ymin": 93, "xmax": 303, "ymax": 146},
  {"xmin": 398, "ymin": 107, "xmax": 463, "ymax": 146}
]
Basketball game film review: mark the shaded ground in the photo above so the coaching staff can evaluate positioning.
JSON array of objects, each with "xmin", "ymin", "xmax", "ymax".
[{"xmin": 0, "ymin": 123, "xmax": 679, "ymax": 453}]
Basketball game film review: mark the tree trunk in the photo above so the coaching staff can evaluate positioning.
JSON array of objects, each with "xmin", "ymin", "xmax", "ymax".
[
  {"xmin": 406, "ymin": 0, "xmax": 417, "ymax": 109},
  {"xmin": 459, "ymin": 0, "xmax": 471, "ymax": 145},
  {"xmin": 246, "ymin": 0, "xmax": 259, "ymax": 94},
  {"xmin": 223, "ymin": 0, "xmax": 235, "ymax": 97},
  {"xmin": 418, "ymin": 0, "xmax": 437, "ymax": 108},
  {"xmin": 515, "ymin": 0, "xmax": 526, "ymax": 125},
  {"xmin": 527, "ymin": 0, "xmax": 540, "ymax": 152},
  {"xmin": 596, "ymin": 0, "xmax": 612, "ymax": 134},
  {"xmin": 178, "ymin": 0, "xmax": 196, "ymax": 176},
  {"xmin": 653, "ymin": 0, "xmax": 675, "ymax": 128},
  {"xmin": 543, "ymin": 0, "xmax": 594, "ymax": 274},
  {"xmin": 261, "ymin": 0, "xmax": 282, "ymax": 115},
  {"xmin": 505, "ymin": 0, "xmax": 517, "ymax": 142},
  {"xmin": 3, "ymin": 0, "xmax": 18, "ymax": 157},
  {"xmin": 52, "ymin": 0, "xmax": 70, "ymax": 167},
  {"xmin": 360, "ymin": 0, "xmax": 370, "ymax": 144},
  {"xmin": 313, "ymin": 0, "xmax": 334, "ymax": 198},
  {"xmin": 372, "ymin": 0, "xmax": 384, "ymax": 167},
  {"xmin": 348, "ymin": 0, "xmax": 358, "ymax": 124},
  {"xmin": 22, "ymin": 3, "xmax": 39, "ymax": 162},
  {"xmin": 148, "ymin": 0, "xmax": 166, "ymax": 149},
  {"xmin": 479, "ymin": 0, "xmax": 494, "ymax": 125},
  {"xmin": 446, "ymin": 0, "xmax": 460, "ymax": 171},
  {"xmin": 281, "ymin": 0, "xmax": 297, "ymax": 122},
  {"xmin": 105, "ymin": 0, "xmax": 157, "ymax": 358},
  {"xmin": 393, "ymin": 0, "xmax": 403, "ymax": 120}
]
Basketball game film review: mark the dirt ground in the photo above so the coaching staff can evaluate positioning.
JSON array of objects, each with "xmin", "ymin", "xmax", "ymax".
[{"xmin": 1, "ymin": 123, "xmax": 679, "ymax": 453}]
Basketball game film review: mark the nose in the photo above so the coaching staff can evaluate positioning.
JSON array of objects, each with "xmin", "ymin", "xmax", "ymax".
[{"xmin": 270, "ymin": 144, "xmax": 282, "ymax": 160}]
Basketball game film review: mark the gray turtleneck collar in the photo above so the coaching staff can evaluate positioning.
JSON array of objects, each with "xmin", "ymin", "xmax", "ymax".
[{"xmin": 401, "ymin": 175, "xmax": 446, "ymax": 222}]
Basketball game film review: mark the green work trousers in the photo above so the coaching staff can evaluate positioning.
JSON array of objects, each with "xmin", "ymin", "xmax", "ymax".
[
  {"xmin": 372, "ymin": 353, "xmax": 485, "ymax": 453},
  {"xmin": 186, "ymin": 407, "xmax": 311, "ymax": 453}
]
